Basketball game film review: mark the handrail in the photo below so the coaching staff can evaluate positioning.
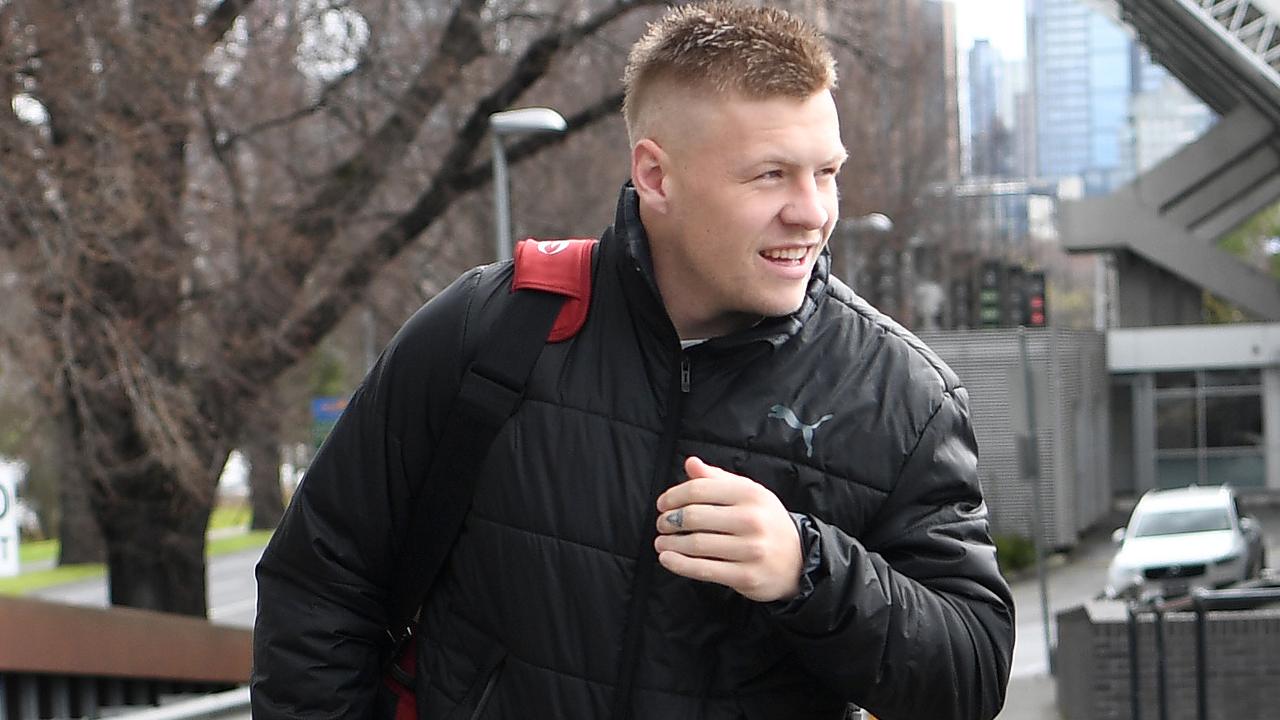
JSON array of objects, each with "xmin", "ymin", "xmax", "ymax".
[
  {"xmin": 1126, "ymin": 581, "xmax": 1280, "ymax": 720},
  {"xmin": 0, "ymin": 595, "xmax": 250, "ymax": 681},
  {"xmin": 0, "ymin": 595, "xmax": 251, "ymax": 719},
  {"xmin": 112, "ymin": 686, "xmax": 250, "ymax": 720}
]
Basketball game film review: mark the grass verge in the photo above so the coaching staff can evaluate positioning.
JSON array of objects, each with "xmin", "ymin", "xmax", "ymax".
[
  {"xmin": 18, "ymin": 538, "xmax": 59, "ymax": 565},
  {"xmin": 0, "ymin": 527, "xmax": 274, "ymax": 597}
]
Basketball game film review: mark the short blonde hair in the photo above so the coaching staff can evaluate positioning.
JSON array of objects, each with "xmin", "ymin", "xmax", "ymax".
[{"xmin": 622, "ymin": 2, "xmax": 837, "ymax": 144}]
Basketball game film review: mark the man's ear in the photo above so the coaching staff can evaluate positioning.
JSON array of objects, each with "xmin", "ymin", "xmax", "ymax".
[{"xmin": 631, "ymin": 138, "xmax": 671, "ymax": 214}]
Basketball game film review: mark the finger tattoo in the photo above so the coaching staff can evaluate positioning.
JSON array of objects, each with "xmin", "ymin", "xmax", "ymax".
[{"xmin": 666, "ymin": 509, "xmax": 684, "ymax": 529}]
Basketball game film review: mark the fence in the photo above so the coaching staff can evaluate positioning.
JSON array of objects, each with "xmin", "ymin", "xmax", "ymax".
[
  {"xmin": 1056, "ymin": 584, "xmax": 1280, "ymax": 720},
  {"xmin": 0, "ymin": 595, "xmax": 251, "ymax": 719}
]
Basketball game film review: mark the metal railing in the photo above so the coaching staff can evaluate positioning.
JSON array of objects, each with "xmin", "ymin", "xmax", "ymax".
[
  {"xmin": 0, "ymin": 596, "xmax": 250, "ymax": 720},
  {"xmin": 1126, "ymin": 581, "xmax": 1280, "ymax": 720},
  {"xmin": 111, "ymin": 687, "xmax": 249, "ymax": 720}
]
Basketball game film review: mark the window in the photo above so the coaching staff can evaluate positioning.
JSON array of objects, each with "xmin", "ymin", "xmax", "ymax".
[
  {"xmin": 1156, "ymin": 372, "xmax": 1196, "ymax": 389},
  {"xmin": 1133, "ymin": 507, "xmax": 1232, "ymax": 537},
  {"xmin": 1151, "ymin": 369, "xmax": 1265, "ymax": 488},
  {"xmin": 1204, "ymin": 369, "xmax": 1260, "ymax": 387},
  {"xmin": 1205, "ymin": 396, "xmax": 1262, "ymax": 447},
  {"xmin": 1156, "ymin": 397, "xmax": 1197, "ymax": 449}
]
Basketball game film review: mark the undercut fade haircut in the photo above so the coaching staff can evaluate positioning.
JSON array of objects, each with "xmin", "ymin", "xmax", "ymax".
[{"xmin": 622, "ymin": 2, "xmax": 837, "ymax": 145}]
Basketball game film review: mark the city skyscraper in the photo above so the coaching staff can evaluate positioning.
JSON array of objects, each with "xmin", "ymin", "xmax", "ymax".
[
  {"xmin": 968, "ymin": 39, "xmax": 1011, "ymax": 177},
  {"xmin": 1027, "ymin": 0, "xmax": 1213, "ymax": 195},
  {"xmin": 1028, "ymin": 0, "xmax": 1134, "ymax": 195}
]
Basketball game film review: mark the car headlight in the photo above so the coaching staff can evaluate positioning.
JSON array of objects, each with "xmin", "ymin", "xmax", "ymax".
[
  {"xmin": 1214, "ymin": 554, "xmax": 1241, "ymax": 567},
  {"xmin": 1107, "ymin": 565, "xmax": 1144, "ymax": 596}
]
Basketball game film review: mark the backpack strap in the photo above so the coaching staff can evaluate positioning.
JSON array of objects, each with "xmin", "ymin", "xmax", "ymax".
[
  {"xmin": 513, "ymin": 238, "xmax": 596, "ymax": 342},
  {"xmin": 384, "ymin": 238, "xmax": 598, "ymax": 656}
]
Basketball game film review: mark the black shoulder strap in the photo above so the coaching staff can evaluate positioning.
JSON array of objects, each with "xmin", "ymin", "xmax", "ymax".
[{"xmin": 386, "ymin": 288, "xmax": 565, "ymax": 634}]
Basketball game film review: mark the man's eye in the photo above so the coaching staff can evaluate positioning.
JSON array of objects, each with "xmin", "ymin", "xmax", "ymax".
[{"xmin": 757, "ymin": 170, "xmax": 783, "ymax": 181}]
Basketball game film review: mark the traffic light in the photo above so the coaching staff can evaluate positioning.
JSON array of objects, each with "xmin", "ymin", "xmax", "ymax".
[
  {"xmin": 951, "ymin": 277, "xmax": 972, "ymax": 330},
  {"xmin": 978, "ymin": 260, "xmax": 1002, "ymax": 328},
  {"xmin": 1026, "ymin": 271, "xmax": 1047, "ymax": 327},
  {"xmin": 1005, "ymin": 265, "xmax": 1026, "ymax": 327}
]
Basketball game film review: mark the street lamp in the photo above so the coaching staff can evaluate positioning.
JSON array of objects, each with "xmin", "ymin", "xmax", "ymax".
[
  {"xmin": 838, "ymin": 212, "xmax": 894, "ymax": 290},
  {"xmin": 490, "ymin": 107, "xmax": 568, "ymax": 262}
]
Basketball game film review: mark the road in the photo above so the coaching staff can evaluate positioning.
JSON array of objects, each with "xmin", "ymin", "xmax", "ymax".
[
  {"xmin": 1007, "ymin": 500, "xmax": 1280, "ymax": 679},
  {"xmin": 31, "ymin": 545, "xmax": 264, "ymax": 628}
]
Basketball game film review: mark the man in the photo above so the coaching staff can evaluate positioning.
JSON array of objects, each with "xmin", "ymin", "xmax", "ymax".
[{"xmin": 252, "ymin": 3, "xmax": 1014, "ymax": 719}]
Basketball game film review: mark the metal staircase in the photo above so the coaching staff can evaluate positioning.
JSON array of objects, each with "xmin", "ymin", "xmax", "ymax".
[
  {"xmin": 1115, "ymin": 0, "xmax": 1280, "ymax": 121},
  {"xmin": 1200, "ymin": 0, "xmax": 1280, "ymax": 71},
  {"xmin": 1062, "ymin": 0, "xmax": 1280, "ymax": 321}
]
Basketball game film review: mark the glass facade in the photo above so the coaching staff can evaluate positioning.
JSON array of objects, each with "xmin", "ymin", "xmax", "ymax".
[
  {"xmin": 1152, "ymin": 370, "xmax": 1266, "ymax": 489},
  {"xmin": 1029, "ymin": 0, "xmax": 1149, "ymax": 195}
]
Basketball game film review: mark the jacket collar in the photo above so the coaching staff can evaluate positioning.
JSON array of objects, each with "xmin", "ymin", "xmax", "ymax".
[{"xmin": 605, "ymin": 183, "xmax": 828, "ymax": 353}]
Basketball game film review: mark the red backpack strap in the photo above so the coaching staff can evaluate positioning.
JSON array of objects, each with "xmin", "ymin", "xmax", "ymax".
[{"xmin": 513, "ymin": 238, "xmax": 597, "ymax": 342}]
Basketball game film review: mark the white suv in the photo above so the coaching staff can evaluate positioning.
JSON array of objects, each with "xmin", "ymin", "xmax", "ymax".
[{"xmin": 1105, "ymin": 485, "xmax": 1266, "ymax": 601}]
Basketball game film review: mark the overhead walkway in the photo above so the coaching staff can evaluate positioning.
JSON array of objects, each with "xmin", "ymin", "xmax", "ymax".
[{"xmin": 1063, "ymin": 0, "xmax": 1280, "ymax": 322}]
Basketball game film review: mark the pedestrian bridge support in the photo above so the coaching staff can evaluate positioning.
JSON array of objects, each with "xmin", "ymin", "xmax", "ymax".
[{"xmin": 1064, "ymin": 0, "xmax": 1280, "ymax": 324}]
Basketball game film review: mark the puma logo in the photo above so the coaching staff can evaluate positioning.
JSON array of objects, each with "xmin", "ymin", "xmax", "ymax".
[{"xmin": 768, "ymin": 405, "xmax": 834, "ymax": 458}]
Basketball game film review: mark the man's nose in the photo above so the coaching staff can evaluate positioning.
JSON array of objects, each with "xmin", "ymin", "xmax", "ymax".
[{"xmin": 780, "ymin": 177, "xmax": 830, "ymax": 230}]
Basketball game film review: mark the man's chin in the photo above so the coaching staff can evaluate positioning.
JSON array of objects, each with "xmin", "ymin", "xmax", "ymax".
[{"xmin": 756, "ymin": 294, "xmax": 807, "ymax": 320}]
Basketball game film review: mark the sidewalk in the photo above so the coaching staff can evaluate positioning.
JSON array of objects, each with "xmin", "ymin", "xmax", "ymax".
[{"xmin": 997, "ymin": 674, "xmax": 1058, "ymax": 720}]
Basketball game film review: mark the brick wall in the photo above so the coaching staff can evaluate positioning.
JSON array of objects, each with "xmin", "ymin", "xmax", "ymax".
[{"xmin": 1055, "ymin": 601, "xmax": 1280, "ymax": 720}]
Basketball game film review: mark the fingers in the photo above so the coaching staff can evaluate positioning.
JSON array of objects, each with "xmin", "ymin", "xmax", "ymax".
[
  {"xmin": 684, "ymin": 455, "xmax": 720, "ymax": 480},
  {"xmin": 653, "ymin": 456, "xmax": 802, "ymax": 603},
  {"xmin": 656, "ymin": 550, "xmax": 782, "ymax": 602},
  {"xmin": 656, "ymin": 503, "xmax": 750, "ymax": 535},
  {"xmin": 657, "ymin": 456, "xmax": 755, "ymax": 513},
  {"xmin": 657, "ymin": 551, "xmax": 749, "ymax": 589},
  {"xmin": 654, "ymin": 530, "xmax": 757, "ymax": 562}
]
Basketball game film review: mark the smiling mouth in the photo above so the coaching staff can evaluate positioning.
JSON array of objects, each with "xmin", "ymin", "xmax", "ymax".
[{"xmin": 760, "ymin": 247, "xmax": 810, "ymax": 265}]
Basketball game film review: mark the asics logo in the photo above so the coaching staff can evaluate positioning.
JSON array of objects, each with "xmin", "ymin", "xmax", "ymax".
[{"xmin": 769, "ymin": 405, "xmax": 834, "ymax": 458}]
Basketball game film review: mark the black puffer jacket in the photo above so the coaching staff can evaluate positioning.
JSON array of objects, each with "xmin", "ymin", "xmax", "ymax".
[{"xmin": 252, "ymin": 186, "xmax": 1014, "ymax": 720}]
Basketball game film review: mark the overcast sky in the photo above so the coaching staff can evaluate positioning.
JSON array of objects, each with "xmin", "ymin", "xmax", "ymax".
[{"xmin": 952, "ymin": 0, "xmax": 1027, "ymax": 61}]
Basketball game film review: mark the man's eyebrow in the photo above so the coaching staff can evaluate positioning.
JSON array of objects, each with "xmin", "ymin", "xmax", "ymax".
[{"xmin": 749, "ymin": 150, "xmax": 849, "ymax": 168}]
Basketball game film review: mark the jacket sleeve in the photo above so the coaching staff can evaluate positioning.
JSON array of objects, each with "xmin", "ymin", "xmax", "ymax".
[
  {"xmin": 250, "ymin": 268, "xmax": 485, "ymax": 719},
  {"xmin": 768, "ymin": 386, "xmax": 1015, "ymax": 720}
]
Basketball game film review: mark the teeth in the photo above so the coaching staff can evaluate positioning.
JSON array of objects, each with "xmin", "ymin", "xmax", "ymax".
[{"xmin": 762, "ymin": 247, "xmax": 808, "ymax": 261}]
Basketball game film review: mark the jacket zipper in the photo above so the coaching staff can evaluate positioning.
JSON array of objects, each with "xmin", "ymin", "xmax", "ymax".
[
  {"xmin": 468, "ymin": 655, "xmax": 505, "ymax": 720},
  {"xmin": 610, "ymin": 351, "xmax": 690, "ymax": 720}
]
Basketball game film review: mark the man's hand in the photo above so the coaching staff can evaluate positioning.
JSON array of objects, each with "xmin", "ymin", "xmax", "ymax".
[{"xmin": 654, "ymin": 456, "xmax": 803, "ymax": 603}]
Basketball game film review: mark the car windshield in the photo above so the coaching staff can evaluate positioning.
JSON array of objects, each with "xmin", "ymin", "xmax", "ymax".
[{"xmin": 1131, "ymin": 507, "xmax": 1232, "ymax": 537}]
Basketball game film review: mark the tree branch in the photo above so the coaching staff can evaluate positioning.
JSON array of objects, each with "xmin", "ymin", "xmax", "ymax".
[
  {"xmin": 454, "ymin": 91, "xmax": 624, "ymax": 192},
  {"xmin": 214, "ymin": 64, "xmax": 358, "ymax": 152},
  {"xmin": 273, "ymin": 0, "xmax": 488, "ymax": 296},
  {"xmin": 200, "ymin": 0, "xmax": 257, "ymax": 48},
  {"xmin": 240, "ymin": 89, "xmax": 623, "ymax": 395},
  {"xmin": 206, "ymin": 0, "xmax": 659, "ymax": 408}
]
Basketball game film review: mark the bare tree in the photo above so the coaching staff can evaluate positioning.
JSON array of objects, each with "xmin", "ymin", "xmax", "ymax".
[
  {"xmin": 0, "ymin": 0, "xmax": 664, "ymax": 616},
  {"xmin": 824, "ymin": 1, "xmax": 963, "ymax": 327}
]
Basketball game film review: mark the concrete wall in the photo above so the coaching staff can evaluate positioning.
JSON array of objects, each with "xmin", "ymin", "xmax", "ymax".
[
  {"xmin": 1056, "ymin": 601, "xmax": 1280, "ymax": 720},
  {"xmin": 918, "ymin": 328, "xmax": 1110, "ymax": 548},
  {"xmin": 1114, "ymin": 250, "xmax": 1205, "ymax": 328}
]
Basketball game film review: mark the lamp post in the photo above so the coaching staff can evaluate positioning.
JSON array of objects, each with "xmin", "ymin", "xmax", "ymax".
[
  {"xmin": 489, "ymin": 107, "xmax": 567, "ymax": 262},
  {"xmin": 838, "ymin": 212, "xmax": 894, "ymax": 291}
]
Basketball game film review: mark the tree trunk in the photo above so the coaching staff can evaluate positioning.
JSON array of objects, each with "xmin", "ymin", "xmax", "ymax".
[
  {"xmin": 97, "ymin": 464, "xmax": 214, "ymax": 617},
  {"xmin": 57, "ymin": 471, "xmax": 106, "ymax": 565},
  {"xmin": 246, "ymin": 405, "xmax": 285, "ymax": 530},
  {"xmin": 54, "ymin": 406, "xmax": 105, "ymax": 565}
]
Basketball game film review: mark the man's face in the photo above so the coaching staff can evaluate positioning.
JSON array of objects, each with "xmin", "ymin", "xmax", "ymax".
[{"xmin": 635, "ymin": 89, "xmax": 845, "ymax": 339}]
